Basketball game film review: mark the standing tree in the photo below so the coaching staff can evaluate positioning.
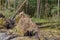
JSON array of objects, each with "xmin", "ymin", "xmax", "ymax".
[
  {"xmin": 0, "ymin": 0, "xmax": 5, "ymax": 10},
  {"xmin": 25, "ymin": 0, "xmax": 29, "ymax": 14},
  {"xmin": 45, "ymin": 0, "xmax": 49, "ymax": 18},
  {"xmin": 36, "ymin": 0, "xmax": 40, "ymax": 18},
  {"xmin": 57, "ymin": 0, "xmax": 59, "ymax": 17}
]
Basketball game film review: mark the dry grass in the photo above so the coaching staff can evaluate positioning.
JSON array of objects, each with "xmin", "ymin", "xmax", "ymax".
[{"xmin": 38, "ymin": 28, "xmax": 60, "ymax": 40}]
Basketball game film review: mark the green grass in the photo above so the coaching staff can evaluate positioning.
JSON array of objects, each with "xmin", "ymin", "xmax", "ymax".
[
  {"xmin": 0, "ymin": 9, "xmax": 15, "ymax": 18},
  {"xmin": 32, "ymin": 17, "xmax": 60, "ymax": 23},
  {"xmin": 32, "ymin": 18, "xmax": 51, "ymax": 23},
  {"xmin": 1, "ymin": 10, "xmax": 60, "ymax": 23}
]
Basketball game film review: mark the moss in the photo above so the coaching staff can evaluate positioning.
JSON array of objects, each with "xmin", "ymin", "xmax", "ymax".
[
  {"xmin": 0, "ymin": 18, "xmax": 6, "ymax": 25},
  {"xmin": 13, "ymin": 25, "xmax": 24, "ymax": 36}
]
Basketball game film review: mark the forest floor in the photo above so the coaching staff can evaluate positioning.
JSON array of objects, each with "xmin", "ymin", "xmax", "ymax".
[
  {"xmin": 38, "ymin": 28, "xmax": 60, "ymax": 40},
  {"xmin": 0, "ymin": 10, "xmax": 60, "ymax": 40},
  {"xmin": 0, "ymin": 28, "xmax": 60, "ymax": 40}
]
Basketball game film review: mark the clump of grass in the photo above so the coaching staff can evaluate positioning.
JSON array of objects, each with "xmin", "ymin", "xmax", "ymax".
[
  {"xmin": 32, "ymin": 18, "xmax": 50, "ymax": 23},
  {"xmin": 0, "ymin": 9, "xmax": 15, "ymax": 18}
]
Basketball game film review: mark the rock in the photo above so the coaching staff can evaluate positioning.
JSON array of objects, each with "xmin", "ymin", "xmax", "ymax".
[
  {"xmin": 0, "ymin": 33, "xmax": 7, "ymax": 40},
  {"xmin": 0, "ymin": 32, "xmax": 19, "ymax": 40}
]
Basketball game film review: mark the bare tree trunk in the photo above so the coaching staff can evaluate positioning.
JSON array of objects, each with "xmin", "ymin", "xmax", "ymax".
[
  {"xmin": 0, "ymin": 0, "xmax": 1, "ymax": 10},
  {"xmin": 8, "ymin": 0, "xmax": 10, "ymax": 9},
  {"xmin": 36, "ymin": 0, "xmax": 40, "ymax": 18},
  {"xmin": 57, "ymin": 0, "xmax": 59, "ymax": 17},
  {"xmin": 0, "ymin": 0, "xmax": 4, "ymax": 10},
  {"xmin": 26, "ymin": 0, "xmax": 29, "ymax": 14},
  {"xmin": 45, "ymin": 0, "xmax": 49, "ymax": 18}
]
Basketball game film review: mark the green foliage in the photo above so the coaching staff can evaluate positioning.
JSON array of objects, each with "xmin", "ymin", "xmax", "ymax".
[
  {"xmin": 0, "ymin": 0, "xmax": 60, "ymax": 23},
  {"xmin": 32, "ymin": 18, "xmax": 50, "ymax": 23},
  {"xmin": 1, "ymin": 9, "xmax": 14, "ymax": 18}
]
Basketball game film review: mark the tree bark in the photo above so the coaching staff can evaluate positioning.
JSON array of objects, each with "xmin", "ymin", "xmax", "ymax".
[
  {"xmin": 57, "ymin": 0, "xmax": 59, "ymax": 17},
  {"xmin": 45, "ymin": 0, "xmax": 49, "ymax": 18},
  {"xmin": 25, "ymin": 0, "xmax": 29, "ymax": 14},
  {"xmin": 37, "ymin": 0, "xmax": 40, "ymax": 18}
]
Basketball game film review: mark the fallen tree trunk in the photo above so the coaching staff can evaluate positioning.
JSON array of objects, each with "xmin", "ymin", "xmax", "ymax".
[
  {"xmin": 36, "ymin": 22, "xmax": 60, "ymax": 25},
  {"xmin": 37, "ymin": 23, "xmax": 60, "ymax": 28}
]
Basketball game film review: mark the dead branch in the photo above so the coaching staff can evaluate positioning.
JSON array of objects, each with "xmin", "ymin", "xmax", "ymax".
[{"xmin": 11, "ymin": 0, "xmax": 28, "ymax": 20}]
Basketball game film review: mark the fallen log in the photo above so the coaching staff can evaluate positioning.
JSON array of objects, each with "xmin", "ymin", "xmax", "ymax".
[
  {"xmin": 36, "ymin": 22, "xmax": 60, "ymax": 25},
  {"xmin": 37, "ymin": 23, "xmax": 60, "ymax": 28}
]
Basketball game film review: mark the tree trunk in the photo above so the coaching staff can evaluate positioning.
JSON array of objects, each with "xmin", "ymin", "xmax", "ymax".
[
  {"xmin": 26, "ymin": 0, "xmax": 29, "ymax": 14},
  {"xmin": 57, "ymin": 0, "xmax": 59, "ymax": 17},
  {"xmin": 45, "ymin": 0, "xmax": 49, "ymax": 18},
  {"xmin": 36, "ymin": 0, "xmax": 40, "ymax": 18}
]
